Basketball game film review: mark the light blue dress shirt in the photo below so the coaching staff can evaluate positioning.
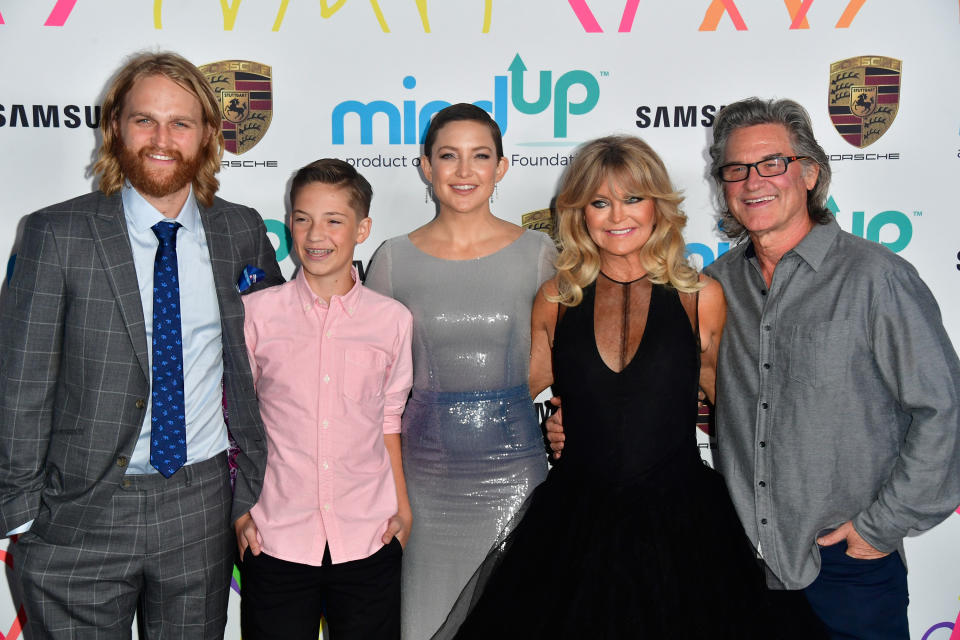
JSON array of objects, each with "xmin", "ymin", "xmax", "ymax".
[{"xmin": 122, "ymin": 183, "xmax": 229, "ymax": 474}]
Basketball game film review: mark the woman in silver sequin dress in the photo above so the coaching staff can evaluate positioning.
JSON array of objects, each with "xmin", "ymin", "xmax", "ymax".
[{"xmin": 365, "ymin": 103, "xmax": 556, "ymax": 639}]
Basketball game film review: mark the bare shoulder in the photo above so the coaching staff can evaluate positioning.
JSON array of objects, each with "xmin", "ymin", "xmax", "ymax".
[
  {"xmin": 697, "ymin": 274, "xmax": 725, "ymax": 306},
  {"xmin": 696, "ymin": 274, "xmax": 726, "ymax": 330}
]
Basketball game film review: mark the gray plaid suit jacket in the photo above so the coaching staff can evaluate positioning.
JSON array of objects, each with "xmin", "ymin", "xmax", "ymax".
[{"xmin": 0, "ymin": 190, "xmax": 283, "ymax": 545}]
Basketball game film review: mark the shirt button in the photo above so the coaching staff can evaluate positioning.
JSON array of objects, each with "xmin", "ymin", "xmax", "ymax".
[
  {"xmin": 323, "ymin": 461, "xmax": 329, "ymax": 470},
  {"xmin": 326, "ymin": 330, "xmax": 332, "ymax": 338},
  {"xmin": 763, "ymin": 363, "xmax": 771, "ymax": 370},
  {"xmin": 761, "ymin": 402, "xmax": 769, "ymax": 409},
  {"xmin": 758, "ymin": 480, "xmax": 766, "ymax": 487},
  {"xmin": 761, "ymin": 518, "xmax": 768, "ymax": 525},
  {"xmin": 322, "ymin": 419, "xmax": 329, "ymax": 429},
  {"xmin": 323, "ymin": 504, "xmax": 330, "ymax": 511},
  {"xmin": 763, "ymin": 325, "xmax": 772, "ymax": 332},
  {"xmin": 761, "ymin": 290, "xmax": 767, "ymax": 296},
  {"xmin": 759, "ymin": 441, "xmax": 766, "ymax": 448},
  {"xmin": 323, "ymin": 375, "xmax": 330, "ymax": 383},
  {"xmin": 135, "ymin": 399, "xmax": 145, "ymax": 409}
]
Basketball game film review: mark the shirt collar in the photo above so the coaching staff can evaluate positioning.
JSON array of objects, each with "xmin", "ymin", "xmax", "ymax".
[
  {"xmin": 789, "ymin": 217, "xmax": 839, "ymax": 271},
  {"xmin": 121, "ymin": 181, "xmax": 200, "ymax": 234},
  {"xmin": 294, "ymin": 266, "xmax": 363, "ymax": 316},
  {"xmin": 744, "ymin": 217, "xmax": 839, "ymax": 272}
]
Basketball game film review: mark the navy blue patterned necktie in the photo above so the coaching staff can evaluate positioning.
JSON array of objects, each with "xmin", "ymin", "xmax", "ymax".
[{"xmin": 150, "ymin": 221, "xmax": 187, "ymax": 477}]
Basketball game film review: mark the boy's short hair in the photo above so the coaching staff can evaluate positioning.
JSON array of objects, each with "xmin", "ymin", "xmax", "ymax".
[{"xmin": 290, "ymin": 159, "xmax": 373, "ymax": 218}]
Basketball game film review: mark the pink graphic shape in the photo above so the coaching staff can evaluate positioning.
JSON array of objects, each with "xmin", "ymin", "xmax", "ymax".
[
  {"xmin": 720, "ymin": 0, "xmax": 747, "ymax": 30},
  {"xmin": 951, "ymin": 607, "xmax": 960, "ymax": 640},
  {"xmin": 618, "ymin": 0, "xmax": 641, "ymax": 32},
  {"xmin": 0, "ymin": 605, "xmax": 25, "ymax": 640},
  {"xmin": 568, "ymin": 0, "xmax": 603, "ymax": 32},
  {"xmin": 789, "ymin": 0, "xmax": 814, "ymax": 29},
  {"xmin": 0, "ymin": 11, "xmax": 4, "ymax": 24},
  {"xmin": 44, "ymin": 0, "xmax": 77, "ymax": 26},
  {"xmin": 0, "ymin": 549, "xmax": 25, "ymax": 640}
]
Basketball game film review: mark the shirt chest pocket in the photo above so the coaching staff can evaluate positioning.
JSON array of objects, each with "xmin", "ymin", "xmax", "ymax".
[
  {"xmin": 342, "ymin": 348, "xmax": 388, "ymax": 403},
  {"xmin": 788, "ymin": 320, "xmax": 854, "ymax": 388}
]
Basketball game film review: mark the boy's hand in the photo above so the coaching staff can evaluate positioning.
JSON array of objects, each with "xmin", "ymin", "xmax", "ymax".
[
  {"xmin": 235, "ymin": 511, "xmax": 262, "ymax": 559},
  {"xmin": 383, "ymin": 512, "xmax": 412, "ymax": 549},
  {"xmin": 544, "ymin": 398, "xmax": 564, "ymax": 459}
]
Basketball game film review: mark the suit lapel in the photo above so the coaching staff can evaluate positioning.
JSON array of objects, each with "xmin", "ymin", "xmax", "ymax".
[
  {"xmin": 87, "ymin": 193, "xmax": 150, "ymax": 380},
  {"xmin": 199, "ymin": 203, "xmax": 237, "ymax": 306}
]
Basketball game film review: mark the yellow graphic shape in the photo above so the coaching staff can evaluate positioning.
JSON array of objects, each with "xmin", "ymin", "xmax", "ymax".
[
  {"xmin": 154, "ymin": 0, "xmax": 491, "ymax": 32},
  {"xmin": 220, "ymin": 0, "xmax": 242, "ymax": 30}
]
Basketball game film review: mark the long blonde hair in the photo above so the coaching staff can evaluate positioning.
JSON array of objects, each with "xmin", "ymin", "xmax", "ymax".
[
  {"xmin": 552, "ymin": 135, "xmax": 701, "ymax": 306},
  {"xmin": 93, "ymin": 51, "xmax": 224, "ymax": 208}
]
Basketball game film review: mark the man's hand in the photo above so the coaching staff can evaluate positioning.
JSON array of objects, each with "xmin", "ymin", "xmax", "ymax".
[
  {"xmin": 382, "ymin": 512, "xmax": 412, "ymax": 549},
  {"xmin": 544, "ymin": 397, "xmax": 564, "ymax": 460},
  {"xmin": 816, "ymin": 521, "xmax": 888, "ymax": 559},
  {"xmin": 235, "ymin": 511, "xmax": 262, "ymax": 559}
]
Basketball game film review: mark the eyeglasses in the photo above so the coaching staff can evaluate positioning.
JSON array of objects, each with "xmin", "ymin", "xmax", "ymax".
[{"xmin": 717, "ymin": 156, "xmax": 809, "ymax": 183}]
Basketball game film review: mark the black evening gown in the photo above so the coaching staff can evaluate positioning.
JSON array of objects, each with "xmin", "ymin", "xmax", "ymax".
[{"xmin": 432, "ymin": 275, "xmax": 768, "ymax": 639}]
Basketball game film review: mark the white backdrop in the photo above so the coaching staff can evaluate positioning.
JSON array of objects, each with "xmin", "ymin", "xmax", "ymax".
[{"xmin": 1, "ymin": 1, "xmax": 959, "ymax": 637}]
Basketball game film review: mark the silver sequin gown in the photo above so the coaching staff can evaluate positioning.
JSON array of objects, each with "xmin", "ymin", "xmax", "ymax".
[{"xmin": 365, "ymin": 230, "xmax": 556, "ymax": 639}]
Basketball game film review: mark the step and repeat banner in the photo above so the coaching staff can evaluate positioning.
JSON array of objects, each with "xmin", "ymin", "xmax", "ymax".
[{"xmin": 1, "ymin": 1, "xmax": 959, "ymax": 637}]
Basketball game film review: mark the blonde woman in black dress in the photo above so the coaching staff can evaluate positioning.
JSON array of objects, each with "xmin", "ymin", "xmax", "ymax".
[{"xmin": 433, "ymin": 135, "xmax": 767, "ymax": 639}]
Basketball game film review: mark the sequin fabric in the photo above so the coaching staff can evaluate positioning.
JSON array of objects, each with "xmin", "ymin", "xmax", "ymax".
[{"xmin": 365, "ymin": 230, "xmax": 556, "ymax": 639}]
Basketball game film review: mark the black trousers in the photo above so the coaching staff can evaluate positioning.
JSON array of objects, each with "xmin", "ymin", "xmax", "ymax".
[{"xmin": 239, "ymin": 540, "xmax": 402, "ymax": 640}]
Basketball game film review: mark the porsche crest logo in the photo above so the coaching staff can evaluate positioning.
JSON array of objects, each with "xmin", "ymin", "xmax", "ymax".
[
  {"xmin": 828, "ymin": 56, "xmax": 901, "ymax": 149},
  {"xmin": 200, "ymin": 60, "xmax": 273, "ymax": 155},
  {"xmin": 521, "ymin": 208, "xmax": 557, "ymax": 244}
]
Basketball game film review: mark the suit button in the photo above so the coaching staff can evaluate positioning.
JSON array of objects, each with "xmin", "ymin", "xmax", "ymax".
[
  {"xmin": 135, "ymin": 399, "xmax": 146, "ymax": 409},
  {"xmin": 117, "ymin": 456, "xmax": 129, "ymax": 467}
]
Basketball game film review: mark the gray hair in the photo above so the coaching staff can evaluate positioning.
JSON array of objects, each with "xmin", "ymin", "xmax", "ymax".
[{"xmin": 709, "ymin": 97, "xmax": 832, "ymax": 241}]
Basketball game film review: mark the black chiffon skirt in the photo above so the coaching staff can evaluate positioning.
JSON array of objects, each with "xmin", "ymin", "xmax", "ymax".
[{"xmin": 431, "ymin": 447, "xmax": 770, "ymax": 639}]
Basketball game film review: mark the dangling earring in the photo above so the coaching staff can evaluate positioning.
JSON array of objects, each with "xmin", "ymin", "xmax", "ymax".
[
  {"xmin": 490, "ymin": 183, "xmax": 499, "ymax": 204},
  {"xmin": 425, "ymin": 185, "xmax": 433, "ymax": 203}
]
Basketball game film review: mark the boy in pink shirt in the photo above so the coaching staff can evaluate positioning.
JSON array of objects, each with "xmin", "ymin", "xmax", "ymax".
[{"xmin": 235, "ymin": 159, "xmax": 413, "ymax": 639}]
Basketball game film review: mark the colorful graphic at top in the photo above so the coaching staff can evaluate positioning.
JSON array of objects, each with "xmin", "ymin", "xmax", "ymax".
[
  {"xmin": 829, "ymin": 56, "xmax": 901, "ymax": 148},
  {"xmin": 200, "ymin": 60, "xmax": 273, "ymax": 155}
]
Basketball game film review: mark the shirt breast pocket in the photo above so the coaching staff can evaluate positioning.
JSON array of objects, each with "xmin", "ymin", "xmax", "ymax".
[
  {"xmin": 788, "ymin": 320, "xmax": 853, "ymax": 388},
  {"xmin": 342, "ymin": 349, "xmax": 388, "ymax": 403}
]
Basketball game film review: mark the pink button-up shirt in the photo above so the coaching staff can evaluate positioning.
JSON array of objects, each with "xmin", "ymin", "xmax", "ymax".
[{"xmin": 243, "ymin": 268, "xmax": 413, "ymax": 565}]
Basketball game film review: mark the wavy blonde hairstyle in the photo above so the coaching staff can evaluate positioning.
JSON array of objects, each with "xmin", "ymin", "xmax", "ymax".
[
  {"xmin": 552, "ymin": 135, "xmax": 701, "ymax": 307},
  {"xmin": 93, "ymin": 51, "xmax": 224, "ymax": 208}
]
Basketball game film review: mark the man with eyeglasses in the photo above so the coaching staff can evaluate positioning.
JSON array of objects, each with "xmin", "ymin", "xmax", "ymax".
[{"xmin": 701, "ymin": 97, "xmax": 960, "ymax": 638}]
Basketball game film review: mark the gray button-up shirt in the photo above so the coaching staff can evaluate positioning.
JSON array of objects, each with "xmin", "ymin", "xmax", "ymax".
[{"xmin": 705, "ymin": 217, "xmax": 960, "ymax": 590}]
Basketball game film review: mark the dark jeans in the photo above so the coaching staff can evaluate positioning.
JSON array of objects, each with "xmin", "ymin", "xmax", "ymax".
[
  {"xmin": 804, "ymin": 540, "xmax": 909, "ymax": 639},
  {"xmin": 240, "ymin": 539, "xmax": 402, "ymax": 640}
]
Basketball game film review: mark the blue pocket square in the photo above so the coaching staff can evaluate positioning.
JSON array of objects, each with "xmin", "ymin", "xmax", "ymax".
[{"xmin": 237, "ymin": 265, "xmax": 266, "ymax": 293}]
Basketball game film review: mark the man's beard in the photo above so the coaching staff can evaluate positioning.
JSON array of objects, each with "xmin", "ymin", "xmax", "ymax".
[{"xmin": 115, "ymin": 138, "xmax": 206, "ymax": 199}]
